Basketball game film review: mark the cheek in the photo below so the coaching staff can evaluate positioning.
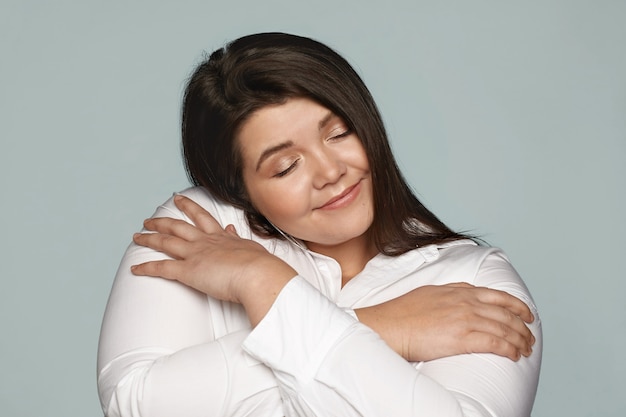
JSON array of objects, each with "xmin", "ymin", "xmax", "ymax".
[
  {"xmin": 344, "ymin": 140, "xmax": 370, "ymax": 171},
  {"xmin": 246, "ymin": 181, "xmax": 310, "ymax": 224},
  {"xmin": 358, "ymin": 146, "xmax": 370, "ymax": 170}
]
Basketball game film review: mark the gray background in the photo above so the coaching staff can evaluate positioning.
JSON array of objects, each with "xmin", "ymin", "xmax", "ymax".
[{"xmin": 1, "ymin": 1, "xmax": 624, "ymax": 416}]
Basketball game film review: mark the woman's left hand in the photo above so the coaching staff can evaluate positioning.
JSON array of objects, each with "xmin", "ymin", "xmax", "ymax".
[
  {"xmin": 356, "ymin": 283, "xmax": 535, "ymax": 362},
  {"xmin": 131, "ymin": 195, "xmax": 296, "ymax": 313}
]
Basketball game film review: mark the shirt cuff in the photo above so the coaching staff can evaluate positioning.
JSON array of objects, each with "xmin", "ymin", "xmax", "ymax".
[{"xmin": 242, "ymin": 275, "xmax": 358, "ymax": 380}]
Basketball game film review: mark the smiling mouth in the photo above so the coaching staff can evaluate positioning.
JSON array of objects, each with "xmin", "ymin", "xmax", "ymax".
[{"xmin": 318, "ymin": 180, "xmax": 362, "ymax": 210}]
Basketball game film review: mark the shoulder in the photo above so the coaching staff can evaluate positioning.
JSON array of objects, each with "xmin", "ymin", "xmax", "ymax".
[
  {"xmin": 432, "ymin": 241, "xmax": 537, "ymax": 310},
  {"xmin": 155, "ymin": 186, "xmax": 240, "ymax": 218},
  {"xmin": 150, "ymin": 186, "xmax": 250, "ymax": 235},
  {"xmin": 416, "ymin": 240, "xmax": 524, "ymax": 290}
]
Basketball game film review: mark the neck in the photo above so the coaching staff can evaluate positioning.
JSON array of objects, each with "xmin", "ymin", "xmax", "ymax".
[{"xmin": 306, "ymin": 234, "xmax": 378, "ymax": 287}]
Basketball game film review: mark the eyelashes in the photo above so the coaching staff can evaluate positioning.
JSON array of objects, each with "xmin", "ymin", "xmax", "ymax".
[
  {"xmin": 274, "ymin": 158, "xmax": 300, "ymax": 177},
  {"xmin": 328, "ymin": 128, "xmax": 352, "ymax": 141}
]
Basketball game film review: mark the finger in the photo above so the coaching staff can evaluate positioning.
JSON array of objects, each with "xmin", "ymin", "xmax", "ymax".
[
  {"xmin": 472, "ymin": 287, "xmax": 534, "ymax": 323},
  {"xmin": 133, "ymin": 232, "xmax": 190, "ymax": 260},
  {"xmin": 130, "ymin": 259, "xmax": 180, "ymax": 280},
  {"xmin": 464, "ymin": 332, "xmax": 523, "ymax": 361},
  {"xmin": 174, "ymin": 195, "xmax": 223, "ymax": 233},
  {"xmin": 475, "ymin": 301, "xmax": 534, "ymax": 341},
  {"xmin": 143, "ymin": 217, "xmax": 206, "ymax": 241},
  {"xmin": 466, "ymin": 310, "xmax": 534, "ymax": 356},
  {"xmin": 225, "ymin": 224, "xmax": 238, "ymax": 235}
]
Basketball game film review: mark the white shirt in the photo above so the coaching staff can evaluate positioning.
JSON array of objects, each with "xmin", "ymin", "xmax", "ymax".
[{"xmin": 97, "ymin": 186, "xmax": 542, "ymax": 417}]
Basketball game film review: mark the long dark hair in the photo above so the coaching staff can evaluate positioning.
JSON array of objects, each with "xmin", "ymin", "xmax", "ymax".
[{"xmin": 182, "ymin": 32, "xmax": 468, "ymax": 255}]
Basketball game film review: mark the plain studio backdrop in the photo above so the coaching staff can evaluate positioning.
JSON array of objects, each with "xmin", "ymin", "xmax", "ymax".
[{"xmin": 1, "ymin": 1, "xmax": 624, "ymax": 416}]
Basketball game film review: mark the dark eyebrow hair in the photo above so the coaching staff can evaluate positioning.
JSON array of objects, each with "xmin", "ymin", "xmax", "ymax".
[{"xmin": 256, "ymin": 141, "xmax": 294, "ymax": 172}]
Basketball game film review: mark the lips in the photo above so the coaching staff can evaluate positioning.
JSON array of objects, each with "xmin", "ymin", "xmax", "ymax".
[{"xmin": 318, "ymin": 180, "xmax": 362, "ymax": 210}]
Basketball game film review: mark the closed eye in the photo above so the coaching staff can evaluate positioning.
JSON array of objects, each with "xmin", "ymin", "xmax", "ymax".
[
  {"xmin": 328, "ymin": 128, "xmax": 352, "ymax": 141},
  {"xmin": 274, "ymin": 158, "xmax": 300, "ymax": 177}
]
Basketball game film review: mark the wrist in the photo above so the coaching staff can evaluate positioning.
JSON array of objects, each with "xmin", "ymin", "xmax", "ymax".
[
  {"xmin": 235, "ymin": 255, "xmax": 297, "ymax": 327},
  {"xmin": 356, "ymin": 305, "xmax": 404, "ymax": 357}
]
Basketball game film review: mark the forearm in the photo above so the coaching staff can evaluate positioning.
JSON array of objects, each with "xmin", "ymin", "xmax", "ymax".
[
  {"xmin": 98, "ymin": 242, "xmax": 283, "ymax": 417},
  {"xmin": 243, "ymin": 277, "xmax": 466, "ymax": 416},
  {"xmin": 354, "ymin": 282, "xmax": 536, "ymax": 363},
  {"xmin": 98, "ymin": 189, "xmax": 291, "ymax": 416},
  {"xmin": 99, "ymin": 330, "xmax": 285, "ymax": 417},
  {"xmin": 243, "ymin": 272, "xmax": 540, "ymax": 417}
]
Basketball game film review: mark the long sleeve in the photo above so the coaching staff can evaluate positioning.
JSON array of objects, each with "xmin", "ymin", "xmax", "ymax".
[
  {"xmin": 242, "ymin": 277, "xmax": 465, "ymax": 416},
  {"xmin": 416, "ymin": 249, "xmax": 542, "ymax": 416},
  {"xmin": 97, "ymin": 189, "xmax": 285, "ymax": 417},
  {"xmin": 242, "ymin": 248, "xmax": 542, "ymax": 417},
  {"xmin": 97, "ymin": 244, "xmax": 285, "ymax": 417},
  {"xmin": 98, "ymin": 188, "xmax": 541, "ymax": 416}
]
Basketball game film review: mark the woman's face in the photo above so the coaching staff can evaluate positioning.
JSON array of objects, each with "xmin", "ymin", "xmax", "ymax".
[{"xmin": 238, "ymin": 97, "xmax": 374, "ymax": 248}]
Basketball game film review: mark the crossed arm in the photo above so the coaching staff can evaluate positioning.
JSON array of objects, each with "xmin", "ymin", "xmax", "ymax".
[{"xmin": 98, "ymin": 190, "xmax": 540, "ymax": 416}]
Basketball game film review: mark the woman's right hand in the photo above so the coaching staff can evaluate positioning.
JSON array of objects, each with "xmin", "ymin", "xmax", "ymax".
[{"xmin": 355, "ymin": 283, "xmax": 535, "ymax": 362}]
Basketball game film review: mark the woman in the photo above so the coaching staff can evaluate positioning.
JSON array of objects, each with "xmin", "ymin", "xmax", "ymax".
[{"xmin": 98, "ymin": 33, "xmax": 541, "ymax": 416}]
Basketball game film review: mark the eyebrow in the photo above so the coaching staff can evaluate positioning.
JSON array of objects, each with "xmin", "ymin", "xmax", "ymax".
[{"xmin": 256, "ymin": 141, "xmax": 294, "ymax": 172}]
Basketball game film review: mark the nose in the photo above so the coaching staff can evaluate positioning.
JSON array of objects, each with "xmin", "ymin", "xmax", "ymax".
[{"xmin": 311, "ymin": 147, "xmax": 346, "ymax": 189}]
